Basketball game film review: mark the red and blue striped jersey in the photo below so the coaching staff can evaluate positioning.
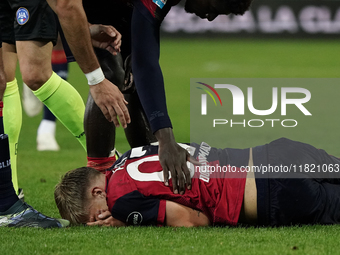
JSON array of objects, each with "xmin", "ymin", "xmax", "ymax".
[{"xmin": 105, "ymin": 143, "xmax": 248, "ymax": 226}]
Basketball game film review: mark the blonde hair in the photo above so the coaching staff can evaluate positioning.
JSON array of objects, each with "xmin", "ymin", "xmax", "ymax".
[{"xmin": 54, "ymin": 167, "xmax": 101, "ymax": 225}]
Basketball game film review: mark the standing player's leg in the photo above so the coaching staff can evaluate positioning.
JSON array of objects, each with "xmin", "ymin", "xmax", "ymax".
[
  {"xmin": 0, "ymin": 33, "xmax": 69, "ymax": 228},
  {"xmin": 0, "ymin": 102, "xmax": 69, "ymax": 228},
  {"xmin": 0, "ymin": 101, "xmax": 20, "ymax": 213},
  {"xmin": 37, "ymin": 41, "xmax": 69, "ymax": 151},
  {"xmin": 16, "ymin": 39, "xmax": 86, "ymax": 150},
  {"xmin": 0, "ymin": 39, "xmax": 20, "ymax": 212},
  {"xmin": 0, "ymin": 1, "xmax": 23, "ymax": 194},
  {"xmin": 84, "ymin": 49, "xmax": 124, "ymax": 171},
  {"xmin": 0, "ymin": 0, "xmax": 86, "ymax": 196},
  {"xmin": 123, "ymin": 91, "xmax": 157, "ymax": 147},
  {"xmin": 84, "ymin": 48, "xmax": 156, "ymax": 166},
  {"xmin": 21, "ymin": 37, "xmax": 70, "ymax": 151},
  {"xmin": 82, "ymin": 0, "xmax": 155, "ymax": 150},
  {"xmin": 37, "ymin": 105, "xmax": 59, "ymax": 151},
  {"xmin": 22, "ymin": 82, "xmax": 43, "ymax": 117},
  {"xmin": 11, "ymin": 0, "xmax": 86, "ymax": 150},
  {"xmin": 1, "ymin": 41, "xmax": 22, "ymax": 194},
  {"xmin": 123, "ymin": 55, "xmax": 156, "ymax": 147}
]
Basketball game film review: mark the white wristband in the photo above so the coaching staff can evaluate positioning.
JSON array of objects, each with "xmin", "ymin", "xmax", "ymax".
[{"xmin": 85, "ymin": 67, "xmax": 105, "ymax": 85}]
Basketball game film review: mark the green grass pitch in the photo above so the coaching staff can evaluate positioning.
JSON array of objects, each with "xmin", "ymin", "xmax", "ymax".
[{"xmin": 2, "ymin": 38, "xmax": 340, "ymax": 255}]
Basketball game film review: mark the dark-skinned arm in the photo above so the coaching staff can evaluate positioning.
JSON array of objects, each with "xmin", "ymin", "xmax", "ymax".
[{"xmin": 131, "ymin": 3, "xmax": 196, "ymax": 194}]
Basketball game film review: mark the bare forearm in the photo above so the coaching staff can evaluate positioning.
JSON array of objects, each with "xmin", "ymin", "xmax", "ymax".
[
  {"xmin": 48, "ymin": 0, "xmax": 100, "ymax": 73},
  {"xmin": 165, "ymin": 201, "xmax": 210, "ymax": 227}
]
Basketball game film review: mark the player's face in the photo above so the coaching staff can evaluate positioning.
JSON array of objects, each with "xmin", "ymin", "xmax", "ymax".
[
  {"xmin": 86, "ymin": 174, "xmax": 109, "ymax": 222},
  {"xmin": 87, "ymin": 195, "xmax": 109, "ymax": 222}
]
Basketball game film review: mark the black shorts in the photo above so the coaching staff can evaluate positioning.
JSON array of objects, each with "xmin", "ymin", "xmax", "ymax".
[
  {"xmin": 63, "ymin": 0, "xmax": 133, "ymax": 61},
  {"xmin": 0, "ymin": 0, "xmax": 57, "ymax": 44},
  {"xmin": 254, "ymin": 138, "xmax": 340, "ymax": 226}
]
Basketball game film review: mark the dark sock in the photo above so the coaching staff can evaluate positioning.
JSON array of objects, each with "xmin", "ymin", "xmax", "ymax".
[
  {"xmin": 51, "ymin": 49, "xmax": 68, "ymax": 82},
  {"xmin": 43, "ymin": 106, "xmax": 56, "ymax": 122},
  {"xmin": 0, "ymin": 102, "xmax": 19, "ymax": 212}
]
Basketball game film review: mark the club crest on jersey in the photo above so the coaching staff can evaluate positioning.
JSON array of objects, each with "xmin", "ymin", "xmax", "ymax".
[
  {"xmin": 127, "ymin": 211, "xmax": 143, "ymax": 225},
  {"xmin": 16, "ymin": 7, "xmax": 29, "ymax": 25}
]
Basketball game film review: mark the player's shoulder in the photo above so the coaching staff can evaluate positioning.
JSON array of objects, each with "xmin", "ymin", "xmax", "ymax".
[
  {"xmin": 111, "ymin": 144, "xmax": 159, "ymax": 168},
  {"xmin": 112, "ymin": 142, "xmax": 204, "ymax": 169}
]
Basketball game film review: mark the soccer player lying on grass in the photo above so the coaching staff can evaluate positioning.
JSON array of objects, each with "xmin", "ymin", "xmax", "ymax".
[{"xmin": 55, "ymin": 138, "xmax": 340, "ymax": 227}]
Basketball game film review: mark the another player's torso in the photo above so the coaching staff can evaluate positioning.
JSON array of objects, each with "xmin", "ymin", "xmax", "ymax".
[{"xmin": 106, "ymin": 143, "xmax": 248, "ymax": 225}]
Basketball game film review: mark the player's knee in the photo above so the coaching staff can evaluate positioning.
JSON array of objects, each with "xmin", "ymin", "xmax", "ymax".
[
  {"xmin": 103, "ymin": 66, "xmax": 125, "ymax": 91},
  {"xmin": 95, "ymin": 49, "xmax": 125, "ymax": 90},
  {"xmin": 21, "ymin": 70, "xmax": 50, "ymax": 91}
]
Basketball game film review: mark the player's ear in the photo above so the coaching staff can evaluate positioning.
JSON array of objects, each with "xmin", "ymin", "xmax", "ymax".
[{"xmin": 91, "ymin": 187, "xmax": 106, "ymax": 198}]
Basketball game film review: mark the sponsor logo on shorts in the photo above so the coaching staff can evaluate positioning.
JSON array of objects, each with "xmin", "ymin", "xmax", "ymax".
[
  {"xmin": 126, "ymin": 212, "xmax": 143, "ymax": 225},
  {"xmin": 16, "ymin": 7, "xmax": 29, "ymax": 25}
]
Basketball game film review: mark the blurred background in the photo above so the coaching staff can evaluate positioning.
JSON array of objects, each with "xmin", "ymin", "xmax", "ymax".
[{"xmin": 161, "ymin": 0, "xmax": 340, "ymax": 38}]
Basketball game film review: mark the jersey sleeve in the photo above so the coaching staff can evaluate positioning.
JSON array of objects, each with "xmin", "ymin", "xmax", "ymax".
[
  {"xmin": 131, "ymin": 1, "xmax": 172, "ymax": 133},
  {"xmin": 111, "ymin": 190, "xmax": 166, "ymax": 226}
]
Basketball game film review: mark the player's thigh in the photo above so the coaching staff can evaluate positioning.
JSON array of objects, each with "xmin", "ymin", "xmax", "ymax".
[
  {"xmin": 94, "ymin": 48, "xmax": 125, "ymax": 89},
  {"xmin": 16, "ymin": 40, "xmax": 53, "ymax": 89}
]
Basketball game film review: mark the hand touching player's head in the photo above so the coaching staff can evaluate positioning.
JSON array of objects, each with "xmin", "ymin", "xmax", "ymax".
[{"xmin": 184, "ymin": 0, "xmax": 252, "ymax": 21}]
